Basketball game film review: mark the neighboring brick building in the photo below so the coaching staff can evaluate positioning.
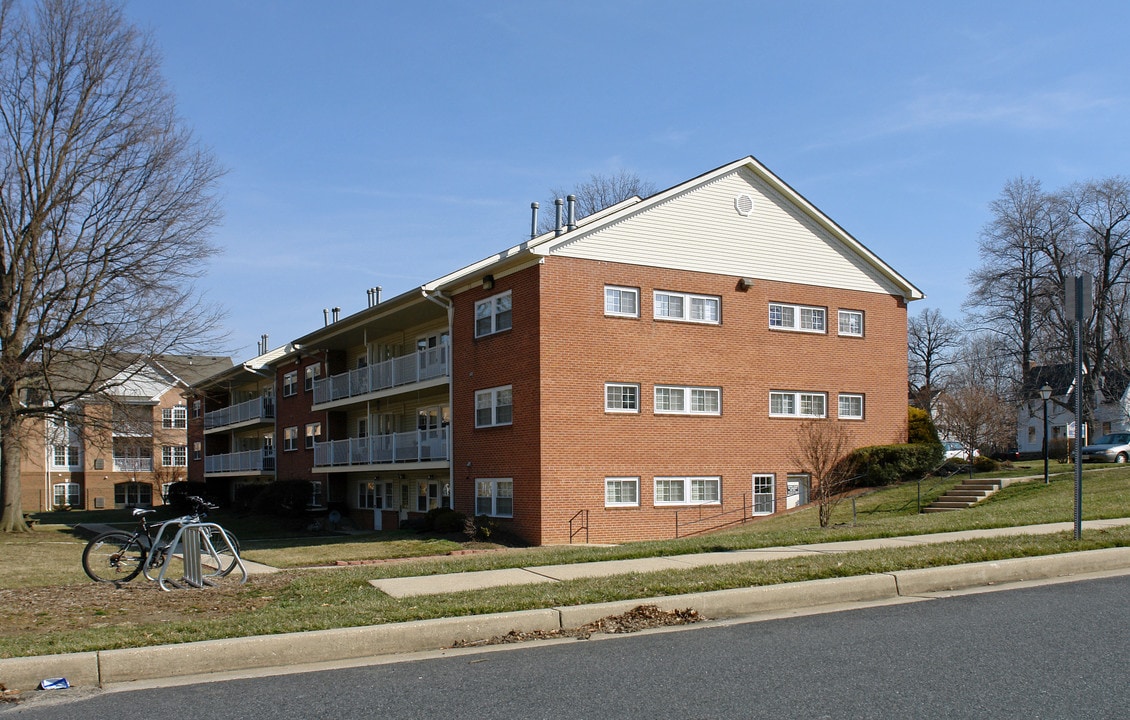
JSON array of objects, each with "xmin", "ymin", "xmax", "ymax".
[
  {"xmin": 19, "ymin": 355, "xmax": 231, "ymax": 512},
  {"xmin": 189, "ymin": 156, "xmax": 922, "ymax": 544}
]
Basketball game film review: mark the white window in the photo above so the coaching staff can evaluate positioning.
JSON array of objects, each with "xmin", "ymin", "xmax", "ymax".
[
  {"xmin": 192, "ymin": 441, "xmax": 202, "ymax": 460},
  {"xmin": 359, "ymin": 480, "xmax": 394, "ymax": 509},
  {"xmin": 604, "ymin": 477, "xmax": 640, "ymax": 507},
  {"xmin": 282, "ymin": 371, "xmax": 298, "ymax": 397},
  {"xmin": 53, "ymin": 482, "xmax": 80, "ymax": 508},
  {"xmin": 770, "ymin": 391, "xmax": 827, "ymax": 418},
  {"xmin": 162, "ymin": 405, "xmax": 187, "ymax": 429},
  {"xmin": 475, "ymin": 386, "xmax": 513, "ymax": 427},
  {"xmin": 305, "ymin": 422, "xmax": 322, "ymax": 448},
  {"xmin": 192, "ymin": 400, "xmax": 202, "ymax": 418},
  {"xmin": 115, "ymin": 482, "xmax": 152, "ymax": 507},
  {"xmin": 283, "ymin": 426, "xmax": 298, "ymax": 451},
  {"xmin": 162, "ymin": 445, "xmax": 187, "ymax": 467},
  {"xmin": 838, "ymin": 310, "xmax": 864, "ymax": 337},
  {"xmin": 654, "ymin": 291, "xmax": 720, "ymax": 324},
  {"xmin": 769, "ymin": 303, "xmax": 826, "ymax": 333},
  {"xmin": 604, "ymin": 286, "xmax": 640, "ymax": 317},
  {"xmin": 655, "ymin": 386, "xmax": 721, "ymax": 415},
  {"xmin": 475, "ymin": 291, "xmax": 513, "ymax": 337},
  {"xmin": 752, "ymin": 474, "xmax": 775, "ymax": 515},
  {"xmin": 654, "ymin": 476, "xmax": 721, "ymax": 506},
  {"xmin": 838, "ymin": 393, "xmax": 864, "ymax": 420},
  {"xmin": 605, "ymin": 383, "xmax": 640, "ymax": 413},
  {"xmin": 304, "ymin": 363, "xmax": 321, "ymax": 391},
  {"xmin": 476, "ymin": 478, "xmax": 513, "ymax": 517},
  {"xmin": 52, "ymin": 444, "xmax": 80, "ymax": 468}
]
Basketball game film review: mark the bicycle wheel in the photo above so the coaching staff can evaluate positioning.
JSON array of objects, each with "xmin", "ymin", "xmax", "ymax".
[
  {"xmin": 82, "ymin": 532, "xmax": 147, "ymax": 583},
  {"xmin": 204, "ymin": 527, "xmax": 241, "ymax": 576}
]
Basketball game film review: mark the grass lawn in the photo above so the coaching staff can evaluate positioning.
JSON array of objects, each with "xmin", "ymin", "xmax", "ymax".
[{"xmin": 1, "ymin": 461, "xmax": 1127, "ymax": 659}]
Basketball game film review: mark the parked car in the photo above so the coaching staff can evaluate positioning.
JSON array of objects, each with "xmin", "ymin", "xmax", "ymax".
[
  {"xmin": 1080, "ymin": 433, "xmax": 1130, "ymax": 463},
  {"xmin": 942, "ymin": 441, "xmax": 979, "ymax": 461}
]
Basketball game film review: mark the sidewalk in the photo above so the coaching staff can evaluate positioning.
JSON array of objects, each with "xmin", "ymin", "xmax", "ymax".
[{"xmin": 370, "ymin": 517, "xmax": 1130, "ymax": 597}]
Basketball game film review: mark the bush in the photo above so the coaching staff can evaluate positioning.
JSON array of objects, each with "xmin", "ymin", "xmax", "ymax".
[
  {"xmin": 908, "ymin": 406, "xmax": 941, "ymax": 445},
  {"xmin": 251, "ymin": 479, "xmax": 317, "ymax": 518},
  {"xmin": 851, "ymin": 442, "xmax": 945, "ymax": 486},
  {"xmin": 422, "ymin": 507, "xmax": 466, "ymax": 533},
  {"xmin": 972, "ymin": 455, "xmax": 1000, "ymax": 473},
  {"xmin": 163, "ymin": 481, "xmax": 215, "ymax": 513},
  {"xmin": 465, "ymin": 514, "xmax": 499, "ymax": 541}
]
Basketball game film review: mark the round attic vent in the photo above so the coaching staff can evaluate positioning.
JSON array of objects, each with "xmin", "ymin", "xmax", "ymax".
[{"xmin": 734, "ymin": 194, "xmax": 754, "ymax": 217}]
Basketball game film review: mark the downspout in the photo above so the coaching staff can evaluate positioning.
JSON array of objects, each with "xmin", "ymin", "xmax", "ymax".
[{"xmin": 421, "ymin": 287, "xmax": 455, "ymax": 509}]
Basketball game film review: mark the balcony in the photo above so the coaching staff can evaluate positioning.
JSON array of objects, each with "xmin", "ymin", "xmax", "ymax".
[
  {"xmin": 204, "ymin": 396, "xmax": 276, "ymax": 431},
  {"xmin": 204, "ymin": 448, "xmax": 276, "ymax": 475},
  {"xmin": 113, "ymin": 458, "xmax": 153, "ymax": 472},
  {"xmin": 313, "ymin": 428, "xmax": 448, "ymax": 468},
  {"xmin": 313, "ymin": 345, "xmax": 448, "ymax": 406}
]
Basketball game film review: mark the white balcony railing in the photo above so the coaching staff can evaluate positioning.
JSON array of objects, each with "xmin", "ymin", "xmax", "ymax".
[
  {"xmin": 204, "ymin": 396, "xmax": 276, "ymax": 430},
  {"xmin": 113, "ymin": 458, "xmax": 153, "ymax": 472},
  {"xmin": 313, "ymin": 427, "xmax": 448, "ymax": 468},
  {"xmin": 313, "ymin": 346, "xmax": 448, "ymax": 405},
  {"xmin": 204, "ymin": 448, "xmax": 276, "ymax": 474}
]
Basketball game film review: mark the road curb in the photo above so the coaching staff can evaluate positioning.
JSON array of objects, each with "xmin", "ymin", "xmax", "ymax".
[{"xmin": 5, "ymin": 548, "xmax": 1130, "ymax": 692}]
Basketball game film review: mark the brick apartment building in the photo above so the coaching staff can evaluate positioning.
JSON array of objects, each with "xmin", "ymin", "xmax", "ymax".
[
  {"xmin": 188, "ymin": 156, "xmax": 922, "ymax": 544},
  {"xmin": 19, "ymin": 355, "xmax": 231, "ymax": 513}
]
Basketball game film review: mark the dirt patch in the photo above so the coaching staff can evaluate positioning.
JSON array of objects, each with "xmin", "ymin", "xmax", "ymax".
[
  {"xmin": 0, "ymin": 574, "xmax": 294, "ymax": 639},
  {"xmin": 451, "ymin": 604, "xmax": 704, "ymax": 647}
]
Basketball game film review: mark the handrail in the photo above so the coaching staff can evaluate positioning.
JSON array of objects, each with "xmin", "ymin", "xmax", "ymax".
[
  {"xmin": 674, "ymin": 494, "xmax": 748, "ymax": 539},
  {"xmin": 568, "ymin": 509, "xmax": 589, "ymax": 544}
]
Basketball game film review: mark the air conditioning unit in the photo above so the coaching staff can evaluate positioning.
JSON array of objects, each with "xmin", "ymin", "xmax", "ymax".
[{"xmin": 94, "ymin": 497, "xmax": 105, "ymax": 509}]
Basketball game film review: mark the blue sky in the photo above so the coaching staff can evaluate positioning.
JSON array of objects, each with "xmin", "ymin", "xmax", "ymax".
[{"xmin": 123, "ymin": 1, "xmax": 1130, "ymax": 359}]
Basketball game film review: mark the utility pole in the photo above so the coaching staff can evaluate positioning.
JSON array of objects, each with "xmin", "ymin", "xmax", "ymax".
[{"xmin": 1066, "ymin": 274, "xmax": 1092, "ymax": 540}]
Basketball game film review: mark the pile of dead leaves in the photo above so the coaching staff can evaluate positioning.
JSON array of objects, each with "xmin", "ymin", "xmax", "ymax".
[{"xmin": 452, "ymin": 604, "xmax": 703, "ymax": 647}]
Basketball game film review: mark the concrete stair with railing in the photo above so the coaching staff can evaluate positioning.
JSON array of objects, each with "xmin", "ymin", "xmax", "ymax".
[{"xmin": 923, "ymin": 478, "xmax": 1003, "ymax": 512}]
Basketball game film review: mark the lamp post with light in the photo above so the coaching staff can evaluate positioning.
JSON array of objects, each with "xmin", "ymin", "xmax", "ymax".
[{"xmin": 1040, "ymin": 384, "xmax": 1053, "ymax": 485}]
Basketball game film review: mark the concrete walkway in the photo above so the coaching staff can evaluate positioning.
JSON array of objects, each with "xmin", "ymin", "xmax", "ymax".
[{"xmin": 369, "ymin": 517, "xmax": 1130, "ymax": 597}]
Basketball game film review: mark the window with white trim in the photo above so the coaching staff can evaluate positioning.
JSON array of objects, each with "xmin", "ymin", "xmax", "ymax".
[
  {"xmin": 654, "ymin": 291, "xmax": 720, "ymax": 324},
  {"xmin": 654, "ymin": 476, "xmax": 721, "ymax": 505},
  {"xmin": 475, "ymin": 478, "xmax": 513, "ymax": 517},
  {"xmin": 162, "ymin": 445, "xmax": 187, "ymax": 467},
  {"xmin": 305, "ymin": 422, "xmax": 322, "ymax": 448},
  {"xmin": 52, "ymin": 444, "xmax": 80, "ymax": 468},
  {"xmin": 115, "ymin": 482, "xmax": 152, "ymax": 507},
  {"xmin": 192, "ymin": 400, "xmax": 202, "ymax": 418},
  {"xmin": 770, "ymin": 391, "xmax": 827, "ymax": 418},
  {"xmin": 162, "ymin": 405, "xmax": 187, "ymax": 429},
  {"xmin": 53, "ymin": 482, "xmax": 80, "ymax": 508},
  {"xmin": 752, "ymin": 474, "xmax": 775, "ymax": 515},
  {"xmin": 475, "ymin": 386, "xmax": 513, "ymax": 427},
  {"xmin": 475, "ymin": 291, "xmax": 512, "ymax": 337},
  {"xmin": 604, "ymin": 477, "xmax": 639, "ymax": 507},
  {"xmin": 769, "ymin": 303, "xmax": 826, "ymax": 333},
  {"xmin": 654, "ymin": 386, "xmax": 721, "ymax": 415},
  {"xmin": 282, "ymin": 371, "xmax": 298, "ymax": 397},
  {"xmin": 49, "ymin": 416, "xmax": 81, "ymax": 468},
  {"xmin": 605, "ymin": 383, "xmax": 640, "ymax": 413},
  {"xmin": 838, "ymin": 393, "xmax": 864, "ymax": 420},
  {"xmin": 304, "ymin": 363, "xmax": 321, "ymax": 391},
  {"xmin": 604, "ymin": 286, "xmax": 639, "ymax": 317},
  {"xmin": 193, "ymin": 441, "xmax": 202, "ymax": 460},
  {"xmin": 283, "ymin": 426, "xmax": 298, "ymax": 451},
  {"xmin": 838, "ymin": 309, "xmax": 864, "ymax": 337}
]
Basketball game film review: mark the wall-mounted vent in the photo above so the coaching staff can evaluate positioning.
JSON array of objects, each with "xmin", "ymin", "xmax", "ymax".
[{"xmin": 735, "ymin": 194, "xmax": 755, "ymax": 217}]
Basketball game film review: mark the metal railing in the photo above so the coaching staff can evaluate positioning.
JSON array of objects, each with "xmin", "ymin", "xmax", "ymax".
[
  {"xmin": 112, "ymin": 458, "xmax": 153, "ymax": 472},
  {"xmin": 313, "ymin": 346, "xmax": 449, "ymax": 405},
  {"xmin": 674, "ymin": 494, "xmax": 749, "ymax": 538},
  {"xmin": 313, "ymin": 427, "xmax": 449, "ymax": 468},
  {"xmin": 204, "ymin": 447, "xmax": 275, "ymax": 474},
  {"xmin": 569, "ymin": 509, "xmax": 589, "ymax": 544},
  {"xmin": 204, "ymin": 396, "xmax": 275, "ymax": 430}
]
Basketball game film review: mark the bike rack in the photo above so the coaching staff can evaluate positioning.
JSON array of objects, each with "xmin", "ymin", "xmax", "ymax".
[{"xmin": 144, "ymin": 521, "xmax": 248, "ymax": 591}]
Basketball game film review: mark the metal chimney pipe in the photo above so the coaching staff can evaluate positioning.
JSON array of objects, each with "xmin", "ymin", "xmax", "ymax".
[
  {"xmin": 554, "ymin": 198, "xmax": 564, "ymax": 236},
  {"xmin": 530, "ymin": 202, "xmax": 539, "ymax": 240},
  {"xmin": 375, "ymin": 286, "xmax": 382, "ymax": 304},
  {"xmin": 567, "ymin": 194, "xmax": 577, "ymax": 231},
  {"xmin": 366, "ymin": 288, "xmax": 373, "ymax": 307},
  {"xmin": 332, "ymin": 307, "xmax": 340, "ymax": 323},
  {"xmin": 323, "ymin": 308, "xmax": 329, "ymax": 326}
]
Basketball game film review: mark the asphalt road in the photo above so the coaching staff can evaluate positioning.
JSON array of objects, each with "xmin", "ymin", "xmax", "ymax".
[{"xmin": 7, "ymin": 574, "xmax": 1129, "ymax": 719}]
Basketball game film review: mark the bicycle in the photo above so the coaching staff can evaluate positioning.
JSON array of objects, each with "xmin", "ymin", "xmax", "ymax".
[{"xmin": 82, "ymin": 496, "xmax": 241, "ymax": 584}]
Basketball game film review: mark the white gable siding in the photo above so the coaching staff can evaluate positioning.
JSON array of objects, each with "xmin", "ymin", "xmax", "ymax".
[{"xmin": 545, "ymin": 167, "xmax": 901, "ymax": 297}]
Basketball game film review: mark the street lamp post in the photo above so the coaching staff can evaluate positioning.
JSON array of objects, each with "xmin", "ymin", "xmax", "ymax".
[{"xmin": 1040, "ymin": 384, "xmax": 1053, "ymax": 485}]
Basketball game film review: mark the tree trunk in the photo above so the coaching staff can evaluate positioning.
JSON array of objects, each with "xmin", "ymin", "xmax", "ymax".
[{"xmin": 0, "ymin": 415, "xmax": 28, "ymax": 532}]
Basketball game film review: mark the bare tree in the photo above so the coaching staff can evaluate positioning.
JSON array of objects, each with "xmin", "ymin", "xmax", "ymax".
[
  {"xmin": 789, "ymin": 419, "xmax": 858, "ymax": 528},
  {"xmin": 907, "ymin": 308, "xmax": 962, "ymax": 414},
  {"xmin": 934, "ymin": 384, "xmax": 1015, "ymax": 461},
  {"xmin": 537, "ymin": 169, "xmax": 657, "ymax": 235},
  {"xmin": 0, "ymin": 0, "xmax": 223, "ymax": 532}
]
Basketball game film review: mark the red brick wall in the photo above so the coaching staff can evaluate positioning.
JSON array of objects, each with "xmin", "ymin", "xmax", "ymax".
[
  {"xmin": 274, "ymin": 354, "xmax": 327, "ymax": 481},
  {"xmin": 448, "ymin": 256, "xmax": 908, "ymax": 545}
]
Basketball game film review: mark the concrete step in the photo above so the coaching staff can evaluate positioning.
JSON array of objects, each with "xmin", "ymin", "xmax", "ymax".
[
  {"xmin": 922, "ymin": 506, "xmax": 960, "ymax": 512},
  {"xmin": 930, "ymin": 501, "xmax": 978, "ymax": 509}
]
